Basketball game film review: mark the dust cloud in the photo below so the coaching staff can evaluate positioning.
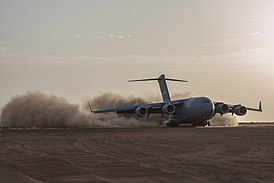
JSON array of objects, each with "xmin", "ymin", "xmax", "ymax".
[
  {"xmin": 87, "ymin": 92, "xmax": 149, "ymax": 110},
  {"xmin": 0, "ymin": 91, "xmax": 88, "ymax": 128},
  {"xmin": 210, "ymin": 114, "xmax": 238, "ymax": 126},
  {"xmin": 0, "ymin": 91, "xmax": 238, "ymax": 128},
  {"xmin": 0, "ymin": 91, "xmax": 162, "ymax": 128},
  {"xmin": 87, "ymin": 92, "xmax": 168, "ymax": 127}
]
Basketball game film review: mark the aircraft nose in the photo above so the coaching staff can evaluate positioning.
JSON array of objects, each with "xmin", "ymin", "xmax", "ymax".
[
  {"xmin": 207, "ymin": 100, "xmax": 215, "ymax": 118},
  {"xmin": 201, "ymin": 98, "xmax": 214, "ymax": 118}
]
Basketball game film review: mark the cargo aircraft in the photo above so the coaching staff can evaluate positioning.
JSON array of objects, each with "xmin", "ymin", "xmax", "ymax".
[{"xmin": 89, "ymin": 74, "xmax": 262, "ymax": 127}]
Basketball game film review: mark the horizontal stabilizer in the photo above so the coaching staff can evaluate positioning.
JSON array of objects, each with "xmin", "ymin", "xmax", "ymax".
[
  {"xmin": 129, "ymin": 78, "xmax": 188, "ymax": 82},
  {"xmin": 129, "ymin": 74, "xmax": 188, "ymax": 102},
  {"xmin": 166, "ymin": 78, "xmax": 188, "ymax": 82},
  {"xmin": 128, "ymin": 78, "xmax": 159, "ymax": 82}
]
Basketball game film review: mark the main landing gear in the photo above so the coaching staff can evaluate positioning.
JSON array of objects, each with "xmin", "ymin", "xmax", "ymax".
[
  {"xmin": 202, "ymin": 121, "xmax": 210, "ymax": 127},
  {"xmin": 166, "ymin": 121, "xmax": 210, "ymax": 127},
  {"xmin": 192, "ymin": 121, "xmax": 210, "ymax": 127}
]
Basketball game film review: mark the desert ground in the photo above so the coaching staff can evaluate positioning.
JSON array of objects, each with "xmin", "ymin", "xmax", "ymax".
[{"xmin": 0, "ymin": 126, "xmax": 274, "ymax": 183}]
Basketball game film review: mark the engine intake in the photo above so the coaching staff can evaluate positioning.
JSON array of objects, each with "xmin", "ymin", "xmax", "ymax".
[
  {"xmin": 234, "ymin": 106, "xmax": 247, "ymax": 116},
  {"xmin": 162, "ymin": 103, "xmax": 175, "ymax": 114},
  {"xmin": 215, "ymin": 104, "xmax": 229, "ymax": 114},
  {"xmin": 135, "ymin": 106, "xmax": 148, "ymax": 117}
]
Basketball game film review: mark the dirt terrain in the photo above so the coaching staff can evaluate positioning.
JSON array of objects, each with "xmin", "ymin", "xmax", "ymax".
[{"xmin": 0, "ymin": 127, "xmax": 274, "ymax": 183}]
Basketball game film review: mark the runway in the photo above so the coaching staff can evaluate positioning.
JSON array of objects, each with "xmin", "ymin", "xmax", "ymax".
[{"xmin": 0, "ymin": 126, "xmax": 274, "ymax": 183}]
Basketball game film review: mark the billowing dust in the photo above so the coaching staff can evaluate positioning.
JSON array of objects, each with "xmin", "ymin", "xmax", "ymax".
[
  {"xmin": 211, "ymin": 114, "xmax": 238, "ymax": 127},
  {"xmin": 0, "ymin": 91, "xmax": 237, "ymax": 128}
]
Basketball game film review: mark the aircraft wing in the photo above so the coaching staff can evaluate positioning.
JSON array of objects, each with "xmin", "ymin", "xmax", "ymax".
[
  {"xmin": 246, "ymin": 101, "xmax": 263, "ymax": 112},
  {"xmin": 227, "ymin": 101, "xmax": 262, "ymax": 112},
  {"xmin": 214, "ymin": 101, "xmax": 262, "ymax": 116},
  {"xmin": 88, "ymin": 102, "xmax": 177, "ymax": 114}
]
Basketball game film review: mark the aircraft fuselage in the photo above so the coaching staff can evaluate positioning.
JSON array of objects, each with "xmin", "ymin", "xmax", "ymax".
[{"xmin": 167, "ymin": 97, "xmax": 214, "ymax": 126}]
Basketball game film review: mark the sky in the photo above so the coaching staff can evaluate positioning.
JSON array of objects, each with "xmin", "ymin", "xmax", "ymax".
[{"xmin": 0, "ymin": 0, "xmax": 274, "ymax": 122}]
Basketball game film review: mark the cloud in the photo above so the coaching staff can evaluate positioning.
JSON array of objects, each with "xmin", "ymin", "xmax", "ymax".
[
  {"xmin": 75, "ymin": 34, "xmax": 94, "ymax": 40},
  {"xmin": 51, "ymin": 34, "xmax": 68, "ymax": 40},
  {"xmin": 108, "ymin": 34, "xmax": 124, "ymax": 39},
  {"xmin": 52, "ymin": 33, "xmax": 94, "ymax": 40},
  {"xmin": 200, "ymin": 32, "xmax": 241, "ymax": 47},
  {"xmin": 51, "ymin": 33, "xmax": 131, "ymax": 41},
  {"xmin": 100, "ymin": 33, "xmax": 132, "ymax": 39},
  {"xmin": 249, "ymin": 31, "xmax": 263, "ymax": 38},
  {"xmin": 0, "ymin": 46, "xmax": 11, "ymax": 53},
  {"xmin": 1, "ymin": 47, "xmax": 272, "ymax": 70},
  {"xmin": 0, "ymin": 46, "xmax": 23, "ymax": 58},
  {"xmin": 200, "ymin": 37, "xmax": 240, "ymax": 47},
  {"xmin": 0, "ymin": 53, "xmax": 192, "ymax": 65}
]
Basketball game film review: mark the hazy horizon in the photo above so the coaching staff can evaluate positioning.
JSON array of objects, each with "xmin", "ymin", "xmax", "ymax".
[{"xmin": 1, "ymin": 0, "xmax": 273, "ymax": 122}]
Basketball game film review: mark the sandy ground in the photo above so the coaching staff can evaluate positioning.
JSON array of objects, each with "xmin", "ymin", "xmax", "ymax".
[{"xmin": 0, "ymin": 126, "xmax": 274, "ymax": 183}]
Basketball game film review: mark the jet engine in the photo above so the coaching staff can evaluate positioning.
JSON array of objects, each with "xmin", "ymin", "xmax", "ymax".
[
  {"xmin": 162, "ymin": 103, "xmax": 175, "ymax": 114},
  {"xmin": 234, "ymin": 106, "xmax": 247, "ymax": 116},
  {"xmin": 135, "ymin": 106, "xmax": 148, "ymax": 117},
  {"xmin": 215, "ymin": 104, "xmax": 229, "ymax": 114}
]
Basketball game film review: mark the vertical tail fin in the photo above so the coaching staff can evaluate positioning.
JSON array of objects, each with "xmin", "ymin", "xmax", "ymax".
[
  {"xmin": 158, "ymin": 74, "xmax": 171, "ymax": 102},
  {"xmin": 128, "ymin": 74, "xmax": 188, "ymax": 103}
]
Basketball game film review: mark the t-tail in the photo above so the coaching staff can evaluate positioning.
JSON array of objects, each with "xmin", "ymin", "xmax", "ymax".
[{"xmin": 128, "ymin": 74, "xmax": 188, "ymax": 103}]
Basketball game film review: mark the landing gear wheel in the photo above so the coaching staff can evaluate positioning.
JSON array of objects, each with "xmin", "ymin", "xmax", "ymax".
[
  {"xmin": 207, "ymin": 121, "xmax": 210, "ymax": 126},
  {"xmin": 203, "ymin": 121, "xmax": 208, "ymax": 127}
]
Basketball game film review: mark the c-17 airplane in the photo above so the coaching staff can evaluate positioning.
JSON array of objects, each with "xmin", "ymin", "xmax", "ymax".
[{"xmin": 89, "ymin": 74, "xmax": 262, "ymax": 127}]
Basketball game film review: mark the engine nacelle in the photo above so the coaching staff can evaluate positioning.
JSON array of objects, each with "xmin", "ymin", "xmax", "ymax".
[
  {"xmin": 135, "ymin": 106, "xmax": 148, "ymax": 117},
  {"xmin": 234, "ymin": 106, "xmax": 247, "ymax": 116},
  {"xmin": 162, "ymin": 103, "xmax": 175, "ymax": 114},
  {"xmin": 215, "ymin": 104, "xmax": 229, "ymax": 114}
]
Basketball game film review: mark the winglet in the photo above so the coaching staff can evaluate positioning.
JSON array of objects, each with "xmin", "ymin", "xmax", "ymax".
[
  {"xmin": 259, "ymin": 101, "xmax": 262, "ymax": 112},
  {"xmin": 246, "ymin": 101, "xmax": 263, "ymax": 112},
  {"xmin": 88, "ymin": 102, "xmax": 94, "ymax": 113}
]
